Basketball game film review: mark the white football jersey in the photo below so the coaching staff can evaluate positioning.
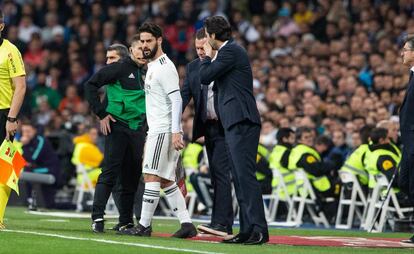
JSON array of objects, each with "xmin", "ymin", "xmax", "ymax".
[{"xmin": 144, "ymin": 54, "xmax": 180, "ymax": 134}]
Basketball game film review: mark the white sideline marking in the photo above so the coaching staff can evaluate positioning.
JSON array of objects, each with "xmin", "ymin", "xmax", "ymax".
[
  {"xmin": 2, "ymin": 229, "xmax": 224, "ymax": 254},
  {"xmin": 39, "ymin": 219, "xmax": 69, "ymax": 223}
]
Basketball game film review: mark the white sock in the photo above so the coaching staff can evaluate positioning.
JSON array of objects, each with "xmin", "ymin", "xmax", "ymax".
[
  {"xmin": 139, "ymin": 182, "xmax": 160, "ymax": 228},
  {"xmin": 163, "ymin": 183, "xmax": 192, "ymax": 224}
]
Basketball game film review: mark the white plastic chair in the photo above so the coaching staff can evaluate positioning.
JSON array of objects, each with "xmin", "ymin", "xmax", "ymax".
[
  {"xmin": 335, "ymin": 170, "xmax": 368, "ymax": 229},
  {"xmin": 73, "ymin": 164, "xmax": 95, "ymax": 212},
  {"xmin": 263, "ymin": 168, "xmax": 296, "ymax": 225},
  {"xmin": 287, "ymin": 169, "xmax": 330, "ymax": 228},
  {"xmin": 365, "ymin": 174, "xmax": 414, "ymax": 232}
]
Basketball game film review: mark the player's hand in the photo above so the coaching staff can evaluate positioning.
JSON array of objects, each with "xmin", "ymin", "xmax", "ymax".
[
  {"xmin": 100, "ymin": 115, "xmax": 116, "ymax": 136},
  {"xmin": 5, "ymin": 120, "xmax": 18, "ymax": 141},
  {"xmin": 172, "ymin": 132, "xmax": 185, "ymax": 151},
  {"xmin": 203, "ymin": 41, "xmax": 213, "ymax": 58}
]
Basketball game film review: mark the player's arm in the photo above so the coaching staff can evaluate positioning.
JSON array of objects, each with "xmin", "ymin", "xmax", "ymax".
[
  {"xmin": 181, "ymin": 63, "xmax": 193, "ymax": 111},
  {"xmin": 6, "ymin": 46, "xmax": 26, "ymax": 140},
  {"xmin": 161, "ymin": 66, "xmax": 184, "ymax": 150},
  {"xmin": 199, "ymin": 45, "xmax": 235, "ymax": 85}
]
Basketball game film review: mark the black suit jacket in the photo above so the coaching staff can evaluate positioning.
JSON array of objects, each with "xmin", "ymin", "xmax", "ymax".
[
  {"xmin": 199, "ymin": 39, "xmax": 261, "ymax": 129},
  {"xmin": 400, "ymin": 74, "xmax": 414, "ymax": 154},
  {"xmin": 181, "ymin": 58, "xmax": 205, "ymax": 141}
]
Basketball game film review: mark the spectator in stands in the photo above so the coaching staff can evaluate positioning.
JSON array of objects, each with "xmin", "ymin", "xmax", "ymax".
[{"xmin": 19, "ymin": 120, "xmax": 61, "ymax": 209}]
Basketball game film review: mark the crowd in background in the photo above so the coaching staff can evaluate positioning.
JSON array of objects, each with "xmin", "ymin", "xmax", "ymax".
[{"xmin": 2, "ymin": 0, "xmax": 413, "ymax": 204}]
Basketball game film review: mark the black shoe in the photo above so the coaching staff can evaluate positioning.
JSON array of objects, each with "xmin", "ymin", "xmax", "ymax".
[
  {"xmin": 401, "ymin": 235, "xmax": 414, "ymax": 244},
  {"xmin": 118, "ymin": 224, "xmax": 152, "ymax": 236},
  {"xmin": 92, "ymin": 219, "xmax": 104, "ymax": 233},
  {"xmin": 197, "ymin": 223, "xmax": 229, "ymax": 237},
  {"xmin": 172, "ymin": 223, "xmax": 197, "ymax": 238},
  {"xmin": 113, "ymin": 223, "xmax": 134, "ymax": 231},
  {"xmin": 222, "ymin": 233, "xmax": 250, "ymax": 244},
  {"xmin": 244, "ymin": 232, "xmax": 269, "ymax": 245}
]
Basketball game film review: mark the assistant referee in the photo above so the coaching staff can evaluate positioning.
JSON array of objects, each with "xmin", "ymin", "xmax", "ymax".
[{"xmin": 0, "ymin": 9, "xmax": 27, "ymax": 229}]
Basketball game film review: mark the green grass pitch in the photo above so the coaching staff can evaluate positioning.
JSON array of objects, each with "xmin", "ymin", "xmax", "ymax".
[{"xmin": 0, "ymin": 207, "xmax": 412, "ymax": 254}]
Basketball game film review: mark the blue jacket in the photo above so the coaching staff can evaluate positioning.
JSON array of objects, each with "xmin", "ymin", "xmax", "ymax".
[{"xmin": 199, "ymin": 39, "xmax": 261, "ymax": 129}]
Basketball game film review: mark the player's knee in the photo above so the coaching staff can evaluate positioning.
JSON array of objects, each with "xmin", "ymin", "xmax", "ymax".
[
  {"xmin": 160, "ymin": 179, "xmax": 174, "ymax": 189},
  {"xmin": 143, "ymin": 174, "xmax": 161, "ymax": 183}
]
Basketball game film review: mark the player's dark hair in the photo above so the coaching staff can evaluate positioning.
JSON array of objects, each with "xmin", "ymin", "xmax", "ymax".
[
  {"xmin": 204, "ymin": 16, "xmax": 232, "ymax": 41},
  {"xmin": 138, "ymin": 22, "xmax": 163, "ymax": 39}
]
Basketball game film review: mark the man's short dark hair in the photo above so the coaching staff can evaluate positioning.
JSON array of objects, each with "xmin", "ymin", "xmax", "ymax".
[
  {"xmin": 195, "ymin": 28, "xmax": 206, "ymax": 40},
  {"xmin": 276, "ymin": 128, "xmax": 294, "ymax": 143},
  {"xmin": 359, "ymin": 124, "xmax": 374, "ymax": 144},
  {"xmin": 130, "ymin": 34, "xmax": 141, "ymax": 45},
  {"xmin": 370, "ymin": 127, "xmax": 388, "ymax": 145},
  {"xmin": 296, "ymin": 126, "xmax": 313, "ymax": 141},
  {"xmin": 107, "ymin": 43, "xmax": 129, "ymax": 59},
  {"xmin": 204, "ymin": 16, "xmax": 232, "ymax": 41},
  {"xmin": 315, "ymin": 135, "xmax": 333, "ymax": 148},
  {"xmin": 404, "ymin": 34, "xmax": 414, "ymax": 49},
  {"xmin": 138, "ymin": 22, "xmax": 163, "ymax": 39}
]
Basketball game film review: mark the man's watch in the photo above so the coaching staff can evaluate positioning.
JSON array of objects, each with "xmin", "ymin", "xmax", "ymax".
[{"xmin": 7, "ymin": 117, "xmax": 18, "ymax": 123}]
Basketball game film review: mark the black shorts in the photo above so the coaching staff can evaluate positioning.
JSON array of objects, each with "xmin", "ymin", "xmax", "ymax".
[{"xmin": 0, "ymin": 109, "xmax": 9, "ymax": 143}]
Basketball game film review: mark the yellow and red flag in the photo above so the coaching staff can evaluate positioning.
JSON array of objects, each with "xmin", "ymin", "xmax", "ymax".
[{"xmin": 0, "ymin": 140, "xmax": 26, "ymax": 195}]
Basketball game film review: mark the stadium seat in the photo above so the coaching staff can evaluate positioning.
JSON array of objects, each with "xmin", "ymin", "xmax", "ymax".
[
  {"xmin": 335, "ymin": 170, "xmax": 368, "ymax": 229},
  {"xmin": 287, "ymin": 169, "xmax": 330, "ymax": 228},
  {"xmin": 365, "ymin": 174, "xmax": 413, "ymax": 232},
  {"xmin": 73, "ymin": 164, "xmax": 95, "ymax": 212},
  {"xmin": 73, "ymin": 163, "xmax": 117, "ymax": 214},
  {"xmin": 263, "ymin": 168, "xmax": 296, "ymax": 225}
]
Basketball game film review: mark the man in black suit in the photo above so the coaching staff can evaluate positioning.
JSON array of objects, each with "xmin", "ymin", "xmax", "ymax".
[
  {"xmin": 399, "ymin": 35, "xmax": 414, "ymax": 244},
  {"xmin": 181, "ymin": 29, "xmax": 233, "ymax": 237},
  {"xmin": 199, "ymin": 16, "xmax": 268, "ymax": 245}
]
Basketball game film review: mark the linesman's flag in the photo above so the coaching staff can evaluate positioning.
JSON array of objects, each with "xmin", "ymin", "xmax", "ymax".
[{"xmin": 0, "ymin": 140, "xmax": 26, "ymax": 194}]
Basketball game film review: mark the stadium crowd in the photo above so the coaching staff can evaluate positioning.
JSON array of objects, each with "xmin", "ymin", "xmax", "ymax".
[{"xmin": 2, "ymin": 0, "xmax": 413, "ymax": 218}]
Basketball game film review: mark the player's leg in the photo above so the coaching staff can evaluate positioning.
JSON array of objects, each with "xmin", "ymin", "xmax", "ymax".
[
  {"xmin": 159, "ymin": 134, "xmax": 196, "ymax": 238},
  {"xmin": 118, "ymin": 133, "xmax": 163, "ymax": 236}
]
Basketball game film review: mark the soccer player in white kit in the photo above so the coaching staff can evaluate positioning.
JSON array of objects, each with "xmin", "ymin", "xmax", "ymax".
[{"xmin": 119, "ymin": 22, "xmax": 197, "ymax": 238}]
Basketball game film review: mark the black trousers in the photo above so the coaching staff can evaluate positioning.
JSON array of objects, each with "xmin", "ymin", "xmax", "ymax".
[
  {"xmin": 400, "ymin": 147, "xmax": 414, "ymax": 206},
  {"xmin": 112, "ymin": 175, "xmax": 145, "ymax": 222},
  {"xmin": 204, "ymin": 120, "xmax": 233, "ymax": 233},
  {"xmin": 92, "ymin": 122, "xmax": 145, "ymax": 224},
  {"xmin": 224, "ymin": 121, "xmax": 268, "ymax": 236}
]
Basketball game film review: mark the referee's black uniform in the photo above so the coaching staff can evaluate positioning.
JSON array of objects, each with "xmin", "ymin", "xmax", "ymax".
[{"xmin": 85, "ymin": 57, "xmax": 146, "ymax": 227}]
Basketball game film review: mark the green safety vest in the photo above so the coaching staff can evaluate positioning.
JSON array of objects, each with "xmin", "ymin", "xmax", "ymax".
[
  {"xmin": 340, "ymin": 144, "xmax": 369, "ymax": 186},
  {"xmin": 182, "ymin": 143, "xmax": 204, "ymax": 193},
  {"xmin": 182, "ymin": 143, "xmax": 204, "ymax": 170},
  {"xmin": 288, "ymin": 144, "xmax": 331, "ymax": 193},
  {"xmin": 364, "ymin": 147, "xmax": 400, "ymax": 190},
  {"xmin": 256, "ymin": 144, "xmax": 270, "ymax": 181},
  {"xmin": 268, "ymin": 144, "xmax": 295, "ymax": 197}
]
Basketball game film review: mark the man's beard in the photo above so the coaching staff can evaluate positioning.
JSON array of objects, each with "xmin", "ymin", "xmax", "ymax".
[{"xmin": 143, "ymin": 43, "xmax": 158, "ymax": 59}]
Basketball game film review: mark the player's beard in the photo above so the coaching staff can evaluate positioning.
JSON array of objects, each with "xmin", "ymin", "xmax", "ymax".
[{"xmin": 143, "ymin": 43, "xmax": 158, "ymax": 60}]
